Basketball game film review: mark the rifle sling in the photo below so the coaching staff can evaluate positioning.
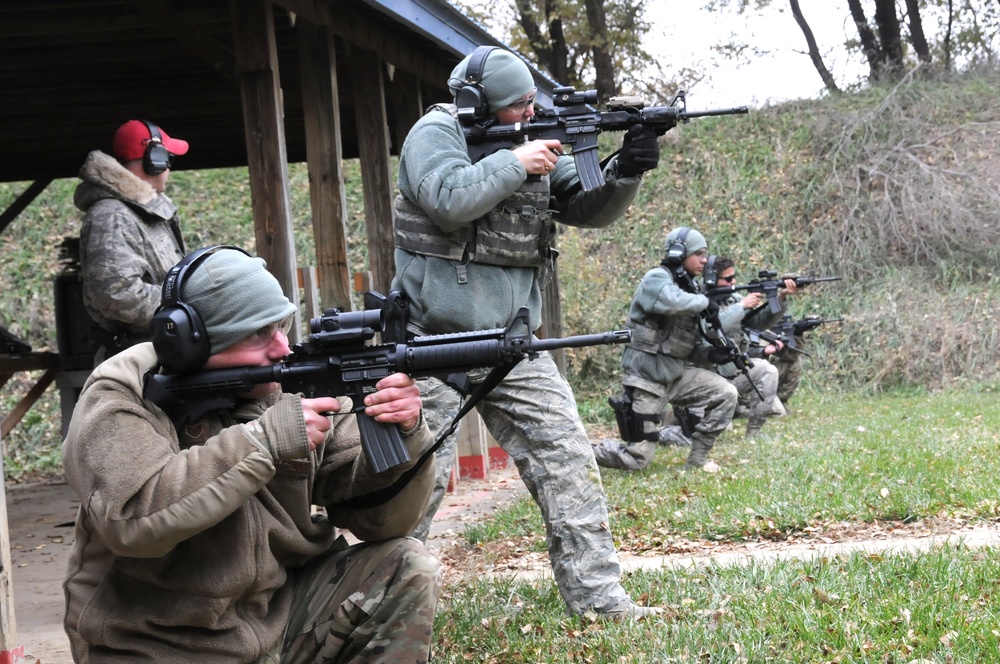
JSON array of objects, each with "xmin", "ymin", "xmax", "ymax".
[{"xmin": 331, "ymin": 361, "xmax": 519, "ymax": 511}]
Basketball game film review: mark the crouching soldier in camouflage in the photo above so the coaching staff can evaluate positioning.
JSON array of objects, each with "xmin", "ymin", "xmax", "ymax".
[
  {"xmin": 700, "ymin": 256, "xmax": 790, "ymax": 438},
  {"xmin": 595, "ymin": 227, "xmax": 738, "ymax": 473},
  {"xmin": 62, "ymin": 247, "xmax": 441, "ymax": 663}
]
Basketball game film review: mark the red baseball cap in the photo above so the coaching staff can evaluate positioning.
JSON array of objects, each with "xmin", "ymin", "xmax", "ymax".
[{"xmin": 112, "ymin": 120, "xmax": 190, "ymax": 162}]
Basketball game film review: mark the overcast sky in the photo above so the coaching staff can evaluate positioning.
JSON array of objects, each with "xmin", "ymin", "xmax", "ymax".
[{"xmin": 644, "ymin": 2, "xmax": 868, "ymax": 108}]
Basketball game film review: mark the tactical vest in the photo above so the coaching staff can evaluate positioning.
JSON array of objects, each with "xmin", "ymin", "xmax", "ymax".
[
  {"xmin": 393, "ymin": 103, "xmax": 557, "ymax": 270},
  {"xmin": 626, "ymin": 267, "xmax": 702, "ymax": 360}
]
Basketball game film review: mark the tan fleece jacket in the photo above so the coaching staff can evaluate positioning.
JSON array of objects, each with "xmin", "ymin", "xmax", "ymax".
[{"xmin": 62, "ymin": 343, "xmax": 435, "ymax": 663}]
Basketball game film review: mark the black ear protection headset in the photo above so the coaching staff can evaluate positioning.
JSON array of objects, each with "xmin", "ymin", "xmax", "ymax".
[
  {"xmin": 454, "ymin": 46, "xmax": 498, "ymax": 124},
  {"xmin": 664, "ymin": 226, "xmax": 692, "ymax": 266},
  {"xmin": 702, "ymin": 254, "xmax": 719, "ymax": 289},
  {"xmin": 141, "ymin": 120, "xmax": 173, "ymax": 176},
  {"xmin": 150, "ymin": 245, "xmax": 251, "ymax": 374}
]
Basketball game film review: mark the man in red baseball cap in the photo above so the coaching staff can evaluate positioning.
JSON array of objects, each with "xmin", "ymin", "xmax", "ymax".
[
  {"xmin": 112, "ymin": 119, "xmax": 190, "ymax": 164},
  {"xmin": 74, "ymin": 120, "xmax": 190, "ymax": 363}
]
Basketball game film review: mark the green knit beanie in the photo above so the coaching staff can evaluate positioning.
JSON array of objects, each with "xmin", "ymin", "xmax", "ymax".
[
  {"xmin": 664, "ymin": 227, "xmax": 707, "ymax": 257},
  {"xmin": 182, "ymin": 250, "xmax": 297, "ymax": 354},
  {"xmin": 449, "ymin": 48, "xmax": 536, "ymax": 114}
]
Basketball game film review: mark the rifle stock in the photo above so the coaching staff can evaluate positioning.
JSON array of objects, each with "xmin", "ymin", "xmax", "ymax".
[{"xmin": 144, "ymin": 294, "xmax": 630, "ymax": 473}]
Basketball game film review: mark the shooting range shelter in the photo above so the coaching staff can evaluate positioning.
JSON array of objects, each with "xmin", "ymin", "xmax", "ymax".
[{"xmin": 0, "ymin": 0, "xmax": 561, "ymax": 650}]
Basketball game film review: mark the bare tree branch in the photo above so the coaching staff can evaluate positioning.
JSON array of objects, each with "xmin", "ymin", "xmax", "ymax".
[{"xmin": 789, "ymin": 0, "xmax": 841, "ymax": 94}]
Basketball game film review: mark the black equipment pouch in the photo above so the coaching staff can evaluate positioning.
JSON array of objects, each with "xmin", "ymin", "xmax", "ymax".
[
  {"xmin": 673, "ymin": 406, "xmax": 702, "ymax": 438},
  {"xmin": 609, "ymin": 389, "xmax": 660, "ymax": 442}
]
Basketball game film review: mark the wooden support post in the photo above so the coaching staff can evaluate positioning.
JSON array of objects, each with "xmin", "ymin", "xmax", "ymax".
[
  {"xmin": 0, "ymin": 432, "xmax": 17, "ymax": 651},
  {"xmin": 347, "ymin": 46, "xmax": 395, "ymax": 297},
  {"xmin": 298, "ymin": 20, "xmax": 353, "ymax": 312},
  {"xmin": 231, "ymin": 0, "xmax": 301, "ymax": 342}
]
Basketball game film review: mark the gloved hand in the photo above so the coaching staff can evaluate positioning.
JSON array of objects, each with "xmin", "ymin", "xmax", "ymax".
[
  {"xmin": 707, "ymin": 347, "xmax": 733, "ymax": 364},
  {"xmin": 616, "ymin": 124, "xmax": 660, "ymax": 178},
  {"xmin": 702, "ymin": 300, "xmax": 720, "ymax": 320}
]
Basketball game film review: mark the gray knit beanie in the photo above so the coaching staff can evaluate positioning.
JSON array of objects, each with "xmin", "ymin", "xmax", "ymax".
[
  {"xmin": 182, "ymin": 250, "xmax": 297, "ymax": 354},
  {"xmin": 664, "ymin": 227, "xmax": 707, "ymax": 257},
  {"xmin": 449, "ymin": 48, "xmax": 536, "ymax": 113}
]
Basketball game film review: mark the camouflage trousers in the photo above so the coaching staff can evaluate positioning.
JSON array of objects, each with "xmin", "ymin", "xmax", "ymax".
[
  {"xmin": 770, "ymin": 344, "xmax": 804, "ymax": 403},
  {"xmin": 728, "ymin": 360, "xmax": 779, "ymax": 429},
  {"xmin": 594, "ymin": 366, "xmax": 738, "ymax": 470},
  {"xmin": 410, "ymin": 351, "xmax": 631, "ymax": 615},
  {"xmin": 254, "ymin": 537, "xmax": 441, "ymax": 664}
]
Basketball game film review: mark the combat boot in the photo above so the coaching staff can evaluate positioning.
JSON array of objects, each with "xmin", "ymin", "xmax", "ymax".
[
  {"xmin": 591, "ymin": 598, "xmax": 665, "ymax": 621},
  {"xmin": 745, "ymin": 418, "xmax": 766, "ymax": 439},
  {"xmin": 684, "ymin": 433, "xmax": 720, "ymax": 472},
  {"xmin": 657, "ymin": 425, "xmax": 692, "ymax": 447}
]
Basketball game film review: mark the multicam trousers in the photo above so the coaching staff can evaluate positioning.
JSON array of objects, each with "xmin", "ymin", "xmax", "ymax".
[
  {"xmin": 255, "ymin": 537, "xmax": 441, "ymax": 663},
  {"xmin": 409, "ymin": 350, "xmax": 631, "ymax": 615}
]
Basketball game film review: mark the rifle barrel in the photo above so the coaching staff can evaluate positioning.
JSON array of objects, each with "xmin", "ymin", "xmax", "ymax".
[{"xmin": 682, "ymin": 106, "xmax": 749, "ymax": 119}]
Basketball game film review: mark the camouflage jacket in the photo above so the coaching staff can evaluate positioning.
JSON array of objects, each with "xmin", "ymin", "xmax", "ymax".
[{"xmin": 75, "ymin": 150, "xmax": 186, "ymax": 337}]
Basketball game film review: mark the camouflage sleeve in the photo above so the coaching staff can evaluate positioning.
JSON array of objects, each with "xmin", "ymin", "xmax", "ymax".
[{"xmin": 80, "ymin": 201, "xmax": 164, "ymax": 329}]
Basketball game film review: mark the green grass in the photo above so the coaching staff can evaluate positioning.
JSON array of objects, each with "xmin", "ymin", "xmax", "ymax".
[
  {"xmin": 462, "ymin": 387, "xmax": 1000, "ymax": 553},
  {"xmin": 435, "ymin": 546, "xmax": 1000, "ymax": 662},
  {"xmin": 433, "ymin": 387, "xmax": 1000, "ymax": 660}
]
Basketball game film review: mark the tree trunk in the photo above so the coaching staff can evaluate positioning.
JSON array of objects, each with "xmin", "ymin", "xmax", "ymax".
[
  {"xmin": 904, "ymin": 0, "xmax": 932, "ymax": 64},
  {"xmin": 847, "ymin": 0, "xmax": 884, "ymax": 79},
  {"xmin": 583, "ymin": 0, "xmax": 616, "ymax": 101},
  {"xmin": 873, "ymin": 0, "xmax": 904, "ymax": 75},
  {"xmin": 789, "ymin": 0, "xmax": 841, "ymax": 95}
]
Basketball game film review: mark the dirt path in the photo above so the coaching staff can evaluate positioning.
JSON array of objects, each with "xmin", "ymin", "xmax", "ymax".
[{"xmin": 7, "ymin": 468, "xmax": 1000, "ymax": 663}]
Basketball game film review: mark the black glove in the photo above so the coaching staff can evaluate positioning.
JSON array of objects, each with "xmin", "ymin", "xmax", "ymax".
[
  {"xmin": 707, "ymin": 347, "xmax": 733, "ymax": 364},
  {"xmin": 702, "ymin": 300, "xmax": 720, "ymax": 320},
  {"xmin": 616, "ymin": 124, "xmax": 660, "ymax": 178}
]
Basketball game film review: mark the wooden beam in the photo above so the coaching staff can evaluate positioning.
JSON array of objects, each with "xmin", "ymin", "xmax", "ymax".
[
  {"xmin": 385, "ymin": 66, "xmax": 423, "ymax": 153},
  {"xmin": 127, "ymin": 0, "xmax": 237, "ymax": 80},
  {"xmin": 274, "ymin": 0, "xmax": 453, "ymax": 84},
  {"xmin": 0, "ymin": 180, "xmax": 51, "ymax": 236},
  {"xmin": 0, "ymin": 435, "xmax": 16, "ymax": 651},
  {"xmin": 297, "ymin": 21, "xmax": 353, "ymax": 311},
  {"xmin": 231, "ymin": 0, "xmax": 302, "ymax": 340},
  {"xmin": 348, "ymin": 46, "xmax": 395, "ymax": 296}
]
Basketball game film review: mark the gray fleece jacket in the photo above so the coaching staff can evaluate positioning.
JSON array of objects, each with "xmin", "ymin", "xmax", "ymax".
[{"xmin": 391, "ymin": 106, "xmax": 643, "ymax": 334}]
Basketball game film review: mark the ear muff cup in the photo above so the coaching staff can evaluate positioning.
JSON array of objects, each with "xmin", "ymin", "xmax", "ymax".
[
  {"xmin": 454, "ymin": 45, "xmax": 497, "ymax": 124},
  {"xmin": 150, "ymin": 245, "xmax": 251, "ymax": 374},
  {"xmin": 664, "ymin": 226, "xmax": 691, "ymax": 266},
  {"xmin": 141, "ymin": 120, "xmax": 172, "ymax": 176}
]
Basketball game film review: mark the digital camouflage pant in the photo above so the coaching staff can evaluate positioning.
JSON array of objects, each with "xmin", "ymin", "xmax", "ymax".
[
  {"xmin": 728, "ymin": 360, "xmax": 780, "ymax": 432},
  {"xmin": 254, "ymin": 537, "xmax": 440, "ymax": 664},
  {"xmin": 409, "ymin": 351, "xmax": 631, "ymax": 615},
  {"xmin": 769, "ymin": 336, "xmax": 805, "ymax": 403},
  {"xmin": 593, "ymin": 366, "xmax": 738, "ymax": 471}
]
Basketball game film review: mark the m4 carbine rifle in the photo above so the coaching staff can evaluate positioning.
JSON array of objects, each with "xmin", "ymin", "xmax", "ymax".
[
  {"xmin": 769, "ymin": 315, "xmax": 844, "ymax": 356},
  {"xmin": 707, "ymin": 271, "xmax": 844, "ymax": 316},
  {"xmin": 144, "ymin": 292, "xmax": 630, "ymax": 473},
  {"xmin": 463, "ymin": 88, "xmax": 748, "ymax": 191}
]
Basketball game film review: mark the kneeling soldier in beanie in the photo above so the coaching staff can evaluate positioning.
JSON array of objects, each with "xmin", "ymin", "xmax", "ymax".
[
  {"xmin": 594, "ymin": 227, "xmax": 739, "ymax": 473},
  {"xmin": 62, "ymin": 247, "xmax": 441, "ymax": 663}
]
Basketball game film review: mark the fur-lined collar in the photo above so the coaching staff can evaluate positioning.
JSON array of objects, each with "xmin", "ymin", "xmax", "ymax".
[{"xmin": 77, "ymin": 150, "xmax": 158, "ymax": 207}]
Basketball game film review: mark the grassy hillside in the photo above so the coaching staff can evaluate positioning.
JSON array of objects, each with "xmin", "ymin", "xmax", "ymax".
[{"xmin": 2, "ymin": 68, "xmax": 999, "ymax": 476}]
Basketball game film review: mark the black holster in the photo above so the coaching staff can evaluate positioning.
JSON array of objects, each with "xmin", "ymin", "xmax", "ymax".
[
  {"xmin": 673, "ymin": 406, "xmax": 702, "ymax": 437},
  {"xmin": 609, "ymin": 388, "xmax": 660, "ymax": 442}
]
